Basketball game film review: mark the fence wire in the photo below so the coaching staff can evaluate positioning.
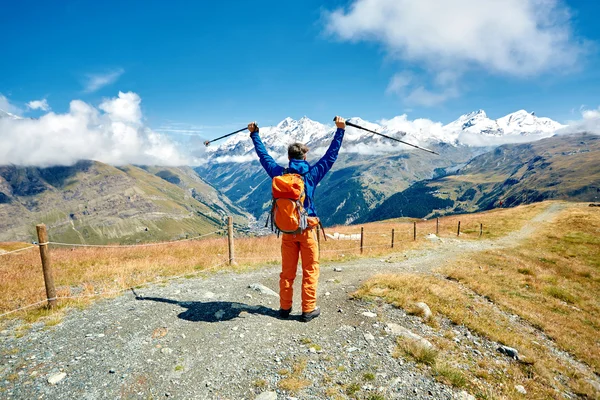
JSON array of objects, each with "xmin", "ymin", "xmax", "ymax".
[
  {"xmin": 47, "ymin": 229, "xmax": 225, "ymax": 248},
  {"xmin": 0, "ymin": 258, "xmax": 230, "ymax": 319},
  {"xmin": 0, "ymin": 245, "xmax": 37, "ymax": 257},
  {"xmin": 1, "ymin": 219, "xmax": 483, "ymax": 319}
]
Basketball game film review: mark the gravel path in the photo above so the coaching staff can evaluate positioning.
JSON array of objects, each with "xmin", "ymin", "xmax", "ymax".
[{"xmin": 0, "ymin": 204, "xmax": 574, "ymax": 399}]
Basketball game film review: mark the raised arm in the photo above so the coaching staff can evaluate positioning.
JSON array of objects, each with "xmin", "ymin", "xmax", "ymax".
[
  {"xmin": 309, "ymin": 117, "xmax": 346, "ymax": 183},
  {"xmin": 248, "ymin": 122, "xmax": 284, "ymax": 178}
]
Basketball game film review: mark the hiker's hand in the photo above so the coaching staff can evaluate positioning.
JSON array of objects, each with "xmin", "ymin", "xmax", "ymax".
[
  {"xmin": 248, "ymin": 121, "xmax": 258, "ymax": 134},
  {"xmin": 334, "ymin": 116, "xmax": 346, "ymax": 129}
]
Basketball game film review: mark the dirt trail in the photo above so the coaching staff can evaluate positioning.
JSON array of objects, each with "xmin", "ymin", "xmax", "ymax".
[{"xmin": 0, "ymin": 204, "xmax": 573, "ymax": 400}]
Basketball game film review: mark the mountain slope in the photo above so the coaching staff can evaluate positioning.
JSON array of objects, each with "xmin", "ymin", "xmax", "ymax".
[
  {"xmin": 197, "ymin": 110, "xmax": 563, "ymax": 226},
  {"xmin": 0, "ymin": 161, "xmax": 250, "ymax": 244},
  {"xmin": 360, "ymin": 133, "xmax": 600, "ymax": 221}
]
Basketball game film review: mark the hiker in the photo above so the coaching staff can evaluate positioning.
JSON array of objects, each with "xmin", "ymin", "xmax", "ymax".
[{"xmin": 248, "ymin": 117, "xmax": 346, "ymax": 322}]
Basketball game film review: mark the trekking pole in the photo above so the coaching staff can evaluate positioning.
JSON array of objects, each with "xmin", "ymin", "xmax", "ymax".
[
  {"xmin": 204, "ymin": 126, "xmax": 249, "ymax": 146},
  {"xmin": 335, "ymin": 117, "xmax": 439, "ymax": 155}
]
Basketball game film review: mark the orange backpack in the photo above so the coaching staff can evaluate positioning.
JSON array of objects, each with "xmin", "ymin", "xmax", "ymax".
[{"xmin": 268, "ymin": 171, "xmax": 309, "ymax": 234}]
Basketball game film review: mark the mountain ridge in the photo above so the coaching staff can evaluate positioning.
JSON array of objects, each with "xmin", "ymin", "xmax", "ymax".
[
  {"xmin": 0, "ymin": 161, "xmax": 251, "ymax": 244},
  {"xmin": 206, "ymin": 109, "xmax": 565, "ymax": 160},
  {"xmin": 359, "ymin": 133, "xmax": 600, "ymax": 222}
]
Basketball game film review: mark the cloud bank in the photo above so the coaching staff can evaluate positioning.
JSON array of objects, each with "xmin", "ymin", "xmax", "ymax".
[
  {"xmin": 560, "ymin": 106, "xmax": 600, "ymax": 135},
  {"xmin": 325, "ymin": 0, "xmax": 586, "ymax": 105},
  {"xmin": 0, "ymin": 92, "xmax": 195, "ymax": 167}
]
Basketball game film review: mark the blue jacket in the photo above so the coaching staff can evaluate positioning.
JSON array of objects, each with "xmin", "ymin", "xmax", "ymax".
[{"xmin": 250, "ymin": 128, "xmax": 345, "ymax": 217}]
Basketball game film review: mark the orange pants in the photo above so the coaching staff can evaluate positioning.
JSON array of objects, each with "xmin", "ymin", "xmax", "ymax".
[{"xmin": 280, "ymin": 228, "xmax": 319, "ymax": 313}]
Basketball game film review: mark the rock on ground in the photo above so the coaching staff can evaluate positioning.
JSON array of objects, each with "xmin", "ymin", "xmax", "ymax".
[
  {"xmin": 255, "ymin": 391, "xmax": 277, "ymax": 400},
  {"xmin": 414, "ymin": 302, "xmax": 432, "ymax": 321},
  {"xmin": 47, "ymin": 372, "xmax": 67, "ymax": 385},
  {"xmin": 386, "ymin": 323, "xmax": 434, "ymax": 349},
  {"xmin": 248, "ymin": 283, "xmax": 279, "ymax": 297}
]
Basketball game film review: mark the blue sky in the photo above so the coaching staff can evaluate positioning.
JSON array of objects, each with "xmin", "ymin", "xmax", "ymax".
[{"xmin": 1, "ymin": 0, "xmax": 599, "ymax": 141}]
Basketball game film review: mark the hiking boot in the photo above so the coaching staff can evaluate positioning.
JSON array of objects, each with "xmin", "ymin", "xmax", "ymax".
[
  {"xmin": 301, "ymin": 307, "xmax": 320, "ymax": 322},
  {"xmin": 279, "ymin": 307, "xmax": 292, "ymax": 319}
]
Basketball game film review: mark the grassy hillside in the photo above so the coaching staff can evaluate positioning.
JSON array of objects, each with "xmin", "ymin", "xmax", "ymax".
[
  {"xmin": 0, "ymin": 161, "xmax": 250, "ymax": 244},
  {"xmin": 356, "ymin": 203, "xmax": 600, "ymax": 399},
  {"xmin": 361, "ymin": 133, "xmax": 600, "ymax": 222}
]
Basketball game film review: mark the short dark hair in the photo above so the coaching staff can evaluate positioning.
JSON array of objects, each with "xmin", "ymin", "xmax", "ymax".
[{"xmin": 288, "ymin": 142, "xmax": 309, "ymax": 160}]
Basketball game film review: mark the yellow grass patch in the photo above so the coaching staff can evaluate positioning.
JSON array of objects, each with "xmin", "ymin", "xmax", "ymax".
[
  {"xmin": 0, "ymin": 202, "xmax": 556, "ymax": 325},
  {"xmin": 354, "ymin": 203, "xmax": 600, "ymax": 399},
  {"xmin": 442, "ymin": 204, "xmax": 600, "ymax": 374}
]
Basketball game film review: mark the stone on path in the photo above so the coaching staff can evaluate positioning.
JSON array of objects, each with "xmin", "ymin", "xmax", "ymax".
[
  {"xmin": 203, "ymin": 292, "xmax": 216, "ymax": 299},
  {"xmin": 248, "ymin": 283, "xmax": 279, "ymax": 297},
  {"xmin": 333, "ymin": 267, "xmax": 343, "ymax": 272},
  {"xmin": 386, "ymin": 323, "xmax": 434, "ymax": 349},
  {"xmin": 426, "ymin": 233, "xmax": 441, "ymax": 242},
  {"xmin": 255, "ymin": 391, "xmax": 277, "ymax": 400},
  {"xmin": 48, "ymin": 372, "xmax": 67, "ymax": 385},
  {"xmin": 413, "ymin": 302, "xmax": 432, "ymax": 321},
  {"xmin": 362, "ymin": 312, "xmax": 377, "ymax": 318}
]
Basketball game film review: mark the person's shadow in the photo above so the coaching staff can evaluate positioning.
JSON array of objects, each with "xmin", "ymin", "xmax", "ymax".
[{"xmin": 133, "ymin": 291, "xmax": 295, "ymax": 322}]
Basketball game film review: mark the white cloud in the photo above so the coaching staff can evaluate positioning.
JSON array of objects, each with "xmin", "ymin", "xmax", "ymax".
[
  {"xmin": 0, "ymin": 94, "xmax": 22, "ymax": 115},
  {"xmin": 581, "ymin": 107, "xmax": 600, "ymax": 120},
  {"xmin": 560, "ymin": 106, "xmax": 600, "ymax": 135},
  {"xmin": 405, "ymin": 86, "xmax": 459, "ymax": 107},
  {"xmin": 213, "ymin": 154, "xmax": 258, "ymax": 164},
  {"xmin": 386, "ymin": 73, "xmax": 412, "ymax": 95},
  {"xmin": 325, "ymin": 0, "xmax": 587, "ymax": 105},
  {"xmin": 0, "ymin": 92, "xmax": 198, "ymax": 167},
  {"xmin": 83, "ymin": 69, "xmax": 124, "ymax": 93},
  {"xmin": 26, "ymin": 99, "xmax": 51, "ymax": 111}
]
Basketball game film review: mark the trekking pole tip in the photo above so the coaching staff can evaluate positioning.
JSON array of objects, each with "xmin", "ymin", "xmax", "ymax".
[{"xmin": 204, "ymin": 140, "xmax": 210, "ymax": 147}]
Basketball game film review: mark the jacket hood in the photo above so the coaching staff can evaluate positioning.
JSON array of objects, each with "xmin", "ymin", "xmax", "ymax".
[{"xmin": 287, "ymin": 159, "xmax": 310, "ymax": 176}]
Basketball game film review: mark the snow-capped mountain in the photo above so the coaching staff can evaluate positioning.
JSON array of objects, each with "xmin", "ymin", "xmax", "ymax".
[
  {"xmin": 209, "ymin": 116, "xmax": 331, "ymax": 157},
  {"xmin": 207, "ymin": 110, "xmax": 565, "ymax": 159},
  {"xmin": 0, "ymin": 108, "xmax": 22, "ymax": 120},
  {"xmin": 444, "ymin": 109, "xmax": 564, "ymax": 137},
  {"xmin": 197, "ymin": 109, "xmax": 565, "ymax": 227}
]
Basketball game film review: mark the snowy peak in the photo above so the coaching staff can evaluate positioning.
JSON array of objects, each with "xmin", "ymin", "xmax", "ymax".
[
  {"xmin": 207, "ymin": 110, "xmax": 565, "ymax": 158},
  {"xmin": 0, "ymin": 108, "xmax": 22, "ymax": 120},
  {"xmin": 496, "ymin": 110, "xmax": 563, "ymax": 135},
  {"xmin": 208, "ymin": 116, "xmax": 333, "ymax": 156},
  {"xmin": 446, "ymin": 109, "xmax": 564, "ymax": 137}
]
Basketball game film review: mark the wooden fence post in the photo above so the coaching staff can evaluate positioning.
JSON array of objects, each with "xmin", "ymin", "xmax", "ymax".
[
  {"xmin": 391, "ymin": 228, "xmax": 395, "ymax": 248},
  {"xmin": 360, "ymin": 227, "xmax": 364, "ymax": 255},
  {"xmin": 436, "ymin": 218, "xmax": 439, "ymax": 235},
  {"xmin": 413, "ymin": 222, "xmax": 417, "ymax": 241},
  {"xmin": 479, "ymin": 223, "xmax": 483, "ymax": 238},
  {"xmin": 227, "ymin": 216, "xmax": 235, "ymax": 265},
  {"xmin": 36, "ymin": 224, "xmax": 57, "ymax": 309},
  {"xmin": 457, "ymin": 221, "xmax": 461, "ymax": 236}
]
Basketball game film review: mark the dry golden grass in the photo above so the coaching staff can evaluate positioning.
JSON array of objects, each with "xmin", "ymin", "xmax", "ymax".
[
  {"xmin": 0, "ymin": 202, "xmax": 555, "ymax": 324},
  {"xmin": 442, "ymin": 204, "xmax": 600, "ymax": 375},
  {"xmin": 277, "ymin": 357, "xmax": 311, "ymax": 393},
  {"xmin": 354, "ymin": 203, "xmax": 600, "ymax": 399}
]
